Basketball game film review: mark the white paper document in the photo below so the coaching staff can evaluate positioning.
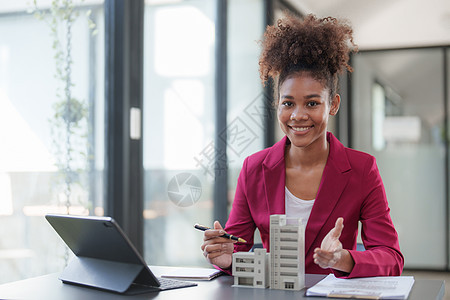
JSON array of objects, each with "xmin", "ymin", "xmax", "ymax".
[
  {"xmin": 306, "ymin": 274, "xmax": 415, "ymax": 299},
  {"xmin": 160, "ymin": 267, "xmax": 222, "ymax": 281}
]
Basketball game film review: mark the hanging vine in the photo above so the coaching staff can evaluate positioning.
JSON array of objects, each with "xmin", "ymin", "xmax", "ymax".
[{"xmin": 29, "ymin": 0, "xmax": 97, "ymax": 214}]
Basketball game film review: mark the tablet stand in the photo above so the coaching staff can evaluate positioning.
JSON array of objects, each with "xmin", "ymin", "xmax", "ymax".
[{"xmin": 59, "ymin": 256, "xmax": 158, "ymax": 294}]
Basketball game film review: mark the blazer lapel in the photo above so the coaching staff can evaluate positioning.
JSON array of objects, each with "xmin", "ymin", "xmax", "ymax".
[
  {"xmin": 263, "ymin": 137, "xmax": 287, "ymax": 215},
  {"xmin": 304, "ymin": 133, "xmax": 352, "ymax": 254}
]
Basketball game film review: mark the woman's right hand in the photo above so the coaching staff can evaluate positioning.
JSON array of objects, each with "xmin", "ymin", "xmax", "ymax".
[{"xmin": 200, "ymin": 221, "xmax": 235, "ymax": 269}]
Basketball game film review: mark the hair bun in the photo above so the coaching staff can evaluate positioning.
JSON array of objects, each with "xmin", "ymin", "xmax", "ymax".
[{"xmin": 259, "ymin": 13, "xmax": 358, "ymax": 85}]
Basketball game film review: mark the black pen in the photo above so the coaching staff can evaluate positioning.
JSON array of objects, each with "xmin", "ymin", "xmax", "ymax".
[{"xmin": 194, "ymin": 224, "xmax": 247, "ymax": 243}]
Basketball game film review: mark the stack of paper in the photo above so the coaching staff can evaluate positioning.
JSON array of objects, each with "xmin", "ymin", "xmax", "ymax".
[
  {"xmin": 160, "ymin": 267, "xmax": 223, "ymax": 281},
  {"xmin": 306, "ymin": 274, "xmax": 415, "ymax": 299}
]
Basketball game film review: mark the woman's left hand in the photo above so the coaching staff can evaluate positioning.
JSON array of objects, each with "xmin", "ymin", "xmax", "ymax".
[{"xmin": 313, "ymin": 217, "xmax": 354, "ymax": 273}]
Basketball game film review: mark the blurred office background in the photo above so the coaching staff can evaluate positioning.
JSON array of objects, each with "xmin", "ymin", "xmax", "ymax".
[{"xmin": 0, "ymin": 0, "xmax": 449, "ymax": 285}]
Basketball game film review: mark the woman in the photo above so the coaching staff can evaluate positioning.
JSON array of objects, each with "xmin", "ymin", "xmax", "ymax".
[{"xmin": 201, "ymin": 14, "xmax": 403, "ymax": 278}]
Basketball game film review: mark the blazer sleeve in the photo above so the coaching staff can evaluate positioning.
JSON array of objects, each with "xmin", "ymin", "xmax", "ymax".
[
  {"xmin": 214, "ymin": 158, "xmax": 257, "ymax": 275},
  {"xmin": 346, "ymin": 156, "xmax": 404, "ymax": 278}
]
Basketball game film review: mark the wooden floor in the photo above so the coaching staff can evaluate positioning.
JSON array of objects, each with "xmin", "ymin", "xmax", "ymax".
[{"xmin": 402, "ymin": 270, "xmax": 449, "ymax": 300}]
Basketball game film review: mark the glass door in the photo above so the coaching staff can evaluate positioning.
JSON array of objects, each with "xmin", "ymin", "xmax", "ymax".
[{"xmin": 352, "ymin": 48, "xmax": 447, "ymax": 269}]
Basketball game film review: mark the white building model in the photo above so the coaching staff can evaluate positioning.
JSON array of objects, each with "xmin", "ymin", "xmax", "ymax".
[
  {"xmin": 232, "ymin": 214, "xmax": 305, "ymax": 290},
  {"xmin": 232, "ymin": 248, "xmax": 269, "ymax": 288},
  {"xmin": 270, "ymin": 214, "xmax": 305, "ymax": 290}
]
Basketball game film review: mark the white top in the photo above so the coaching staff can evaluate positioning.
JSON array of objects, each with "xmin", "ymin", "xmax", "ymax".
[{"xmin": 285, "ymin": 187, "xmax": 315, "ymax": 227}]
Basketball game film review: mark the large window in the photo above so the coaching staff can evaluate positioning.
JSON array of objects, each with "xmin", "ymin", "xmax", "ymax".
[
  {"xmin": 0, "ymin": 1, "xmax": 105, "ymax": 283},
  {"xmin": 0, "ymin": 0, "xmax": 312, "ymax": 281},
  {"xmin": 227, "ymin": 0, "xmax": 265, "ymax": 196},
  {"xmin": 143, "ymin": 0, "xmax": 270, "ymax": 267},
  {"xmin": 227, "ymin": 0, "xmax": 265, "ymax": 244},
  {"xmin": 143, "ymin": 0, "xmax": 216, "ymax": 267}
]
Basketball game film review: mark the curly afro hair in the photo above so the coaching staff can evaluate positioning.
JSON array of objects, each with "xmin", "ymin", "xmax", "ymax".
[{"xmin": 259, "ymin": 13, "xmax": 357, "ymax": 99}]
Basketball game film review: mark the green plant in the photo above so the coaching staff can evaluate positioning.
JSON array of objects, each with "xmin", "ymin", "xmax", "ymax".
[{"xmin": 29, "ymin": 0, "xmax": 96, "ymax": 213}]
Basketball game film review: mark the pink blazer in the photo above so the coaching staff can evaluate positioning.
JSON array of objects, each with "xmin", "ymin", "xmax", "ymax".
[{"xmin": 224, "ymin": 132, "xmax": 404, "ymax": 278}]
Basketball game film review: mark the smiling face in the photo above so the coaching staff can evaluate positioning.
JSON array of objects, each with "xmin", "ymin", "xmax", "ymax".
[{"xmin": 277, "ymin": 73, "xmax": 340, "ymax": 150}]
